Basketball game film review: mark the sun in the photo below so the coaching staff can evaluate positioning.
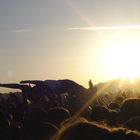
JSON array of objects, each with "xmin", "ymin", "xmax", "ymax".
[{"xmin": 104, "ymin": 38, "xmax": 140, "ymax": 81}]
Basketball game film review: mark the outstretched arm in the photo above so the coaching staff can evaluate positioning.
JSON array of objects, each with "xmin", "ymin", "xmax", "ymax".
[
  {"xmin": 20, "ymin": 80, "xmax": 43, "ymax": 85},
  {"xmin": 0, "ymin": 83, "xmax": 22, "ymax": 89}
]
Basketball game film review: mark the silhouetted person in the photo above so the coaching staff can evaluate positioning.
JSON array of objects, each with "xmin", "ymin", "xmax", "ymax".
[
  {"xmin": 20, "ymin": 79, "xmax": 97, "ymax": 107},
  {"xmin": 20, "ymin": 79, "xmax": 93, "ymax": 95}
]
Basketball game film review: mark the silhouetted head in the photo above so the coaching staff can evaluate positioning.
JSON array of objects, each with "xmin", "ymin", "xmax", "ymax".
[
  {"xmin": 23, "ymin": 107, "xmax": 47, "ymax": 133},
  {"xmin": 115, "ymin": 96, "xmax": 125, "ymax": 104},
  {"xmin": 108, "ymin": 102, "xmax": 120, "ymax": 111},
  {"xmin": 90, "ymin": 106, "xmax": 110, "ymax": 123},
  {"xmin": 10, "ymin": 122, "xmax": 23, "ymax": 140},
  {"xmin": 0, "ymin": 110, "xmax": 11, "ymax": 139},
  {"xmin": 108, "ymin": 110, "xmax": 118, "ymax": 127},
  {"xmin": 47, "ymin": 107, "xmax": 71, "ymax": 127},
  {"xmin": 123, "ymin": 116, "xmax": 140, "ymax": 131},
  {"xmin": 25, "ymin": 122, "xmax": 59, "ymax": 140},
  {"xmin": 118, "ymin": 98, "xmax": 140, "ymax": 123},
  {"xmin": 58, "ymin": 120, "xmax": 140, "ymax": 140},
  {"xmin": 79, "ymin": 106, "xmax": 92, "ymax": 119},
  {"xmin": 0, "ymin": 110, "xmax": 10, "ymax": 130},
  {"xmin": 58, "ymin": 121, "xmax": 111, "ymax": 140}
]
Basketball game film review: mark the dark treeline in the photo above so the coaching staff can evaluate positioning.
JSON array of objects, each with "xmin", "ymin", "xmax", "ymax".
[{"xmin": 0, "ymin": 78, "xmax": 140, "ymax": 140}]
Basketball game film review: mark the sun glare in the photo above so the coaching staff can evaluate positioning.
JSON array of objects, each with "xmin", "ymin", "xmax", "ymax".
[{"xmin": 104, "ymin": 38, "xmax": 140, "ymax": 81}]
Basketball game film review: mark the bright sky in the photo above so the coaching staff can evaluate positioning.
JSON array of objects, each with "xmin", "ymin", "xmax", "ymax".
[{"xmin": 1, "ymin": 0, "xmax": 140, "ymax": 92}]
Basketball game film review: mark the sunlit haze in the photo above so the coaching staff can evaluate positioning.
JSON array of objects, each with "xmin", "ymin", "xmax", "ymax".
[
  {"xmin": 1, "ymin": 0, "xmax": 140, "ymax": 92},
  {"xmin": 103, "ymin": 37, "xmax": 140, "ymax": 80}
]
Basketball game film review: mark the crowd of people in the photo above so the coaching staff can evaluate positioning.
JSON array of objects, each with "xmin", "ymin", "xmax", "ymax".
[{"xmin": 0, "ymin": 79, "xmax": 140, "ymax": 140}]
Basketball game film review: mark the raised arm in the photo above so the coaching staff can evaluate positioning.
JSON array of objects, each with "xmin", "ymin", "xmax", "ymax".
[
  {"xmin": 20, "ymin": 80, "xmax": 43, "ymax": 85},
  {"xmin": 88, "ymin": 79, "xmax": 97, "ymax": 94}
]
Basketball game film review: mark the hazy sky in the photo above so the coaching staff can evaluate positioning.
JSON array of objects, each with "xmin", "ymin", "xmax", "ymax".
[{"xmin": 1, "ymin": 0, "xmax": 140, "ymax": 92}]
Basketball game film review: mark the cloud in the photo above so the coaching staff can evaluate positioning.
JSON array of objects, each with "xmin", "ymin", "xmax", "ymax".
[
  {"xmin": 67, "ymin": 25, "xmax": 140, "ymax": 31},
  {"xmin": 10, "ymin": 29, "xmax": 33, "ymax": 33},
  {"xmin": 0, "ymin": 29, "xmax": 33, "ymax": 33}
]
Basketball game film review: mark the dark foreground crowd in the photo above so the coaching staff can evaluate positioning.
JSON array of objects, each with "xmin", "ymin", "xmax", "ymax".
[{"xmin": 0, "ymin": 79, "xmax": 140, "ymax": 140}]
